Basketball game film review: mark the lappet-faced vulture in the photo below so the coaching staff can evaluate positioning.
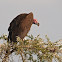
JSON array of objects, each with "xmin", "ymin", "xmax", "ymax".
[{"xmin": 8, "ymin": 12, "xmax": 39, "ymax": 42}]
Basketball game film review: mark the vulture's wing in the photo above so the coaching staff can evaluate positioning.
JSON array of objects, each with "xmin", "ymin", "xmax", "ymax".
[
  {"xmin": 8, "ymin": 12, "xmax": 33, "ymax": 42},
  {"xmin": 8, "ymin": 13, "xmax": 28, "ymax": 31}
]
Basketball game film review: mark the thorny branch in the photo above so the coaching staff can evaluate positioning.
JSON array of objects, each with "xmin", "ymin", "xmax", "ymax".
[{"xmin": 0, "ymin": 35, "xmax": 62, "ymax": 62}]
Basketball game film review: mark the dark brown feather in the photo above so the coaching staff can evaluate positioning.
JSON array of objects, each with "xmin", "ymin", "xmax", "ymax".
[{"xmin": 8, "ymin": 12, "xmax": 33, "ymax": 42}]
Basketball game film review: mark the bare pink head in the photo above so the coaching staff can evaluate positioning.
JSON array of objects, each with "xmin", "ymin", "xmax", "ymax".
[{"xmin": 33, "ymin": 19, "xmax": 39, "ymax": 26}]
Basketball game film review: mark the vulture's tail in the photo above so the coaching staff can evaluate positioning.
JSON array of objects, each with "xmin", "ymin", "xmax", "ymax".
[
  {"xmin": 8, "ymin": 31, "xmax": 12, "ymax": 42},
  {"xmin": 8, "ymin": 26, "xmax": 12, "ymax": 42}
]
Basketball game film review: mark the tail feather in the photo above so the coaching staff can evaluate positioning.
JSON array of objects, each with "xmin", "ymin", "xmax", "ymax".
[{"xmin": 8, "ymin": 31, "xmax": 12, "ymax": 42}]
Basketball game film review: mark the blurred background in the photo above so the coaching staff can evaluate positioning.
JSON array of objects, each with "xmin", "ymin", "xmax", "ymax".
[{"xmin": 0, "ymin": 0, "xmax": 62, "ymax": 41}]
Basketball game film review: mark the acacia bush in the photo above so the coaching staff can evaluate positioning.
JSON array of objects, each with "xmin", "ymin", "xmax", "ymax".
[{"xmin": 0, "ymin": 34, "xmax": 62, "ymax": 62}]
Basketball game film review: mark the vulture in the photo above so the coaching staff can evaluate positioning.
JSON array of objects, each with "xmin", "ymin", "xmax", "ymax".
[{"xmin": 8, "ymin": 12, "xmax": 39, "ymax": 42}]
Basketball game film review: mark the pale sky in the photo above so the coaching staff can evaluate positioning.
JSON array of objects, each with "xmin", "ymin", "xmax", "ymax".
[{"xmin": 0, "ymin": 0, "xmax": 62, "ymax": 41}]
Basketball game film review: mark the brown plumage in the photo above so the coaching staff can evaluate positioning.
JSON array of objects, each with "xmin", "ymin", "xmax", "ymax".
[{"xmin": 8, "ymin": 12, "xmax": 39, "ymax": 42}]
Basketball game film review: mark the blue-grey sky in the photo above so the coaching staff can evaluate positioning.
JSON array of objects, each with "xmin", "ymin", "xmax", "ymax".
[{"xmin": 0, "ymin": 0, "xmax": 62, "ymax": 41}]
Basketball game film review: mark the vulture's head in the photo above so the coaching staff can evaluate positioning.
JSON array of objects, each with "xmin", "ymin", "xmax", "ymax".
[{"xmin": 33, "ymin": 19, "xmax": 39, "ymax": 26}]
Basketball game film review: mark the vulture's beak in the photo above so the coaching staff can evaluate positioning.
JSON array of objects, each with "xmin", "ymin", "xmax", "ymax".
[
  {"xmin": 35, "ymin": 22, "xmax": 39, "ymax": 26},
  {"xmin": 33, "ymin": 19, "xmax": 39, "ymax": 26}
]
